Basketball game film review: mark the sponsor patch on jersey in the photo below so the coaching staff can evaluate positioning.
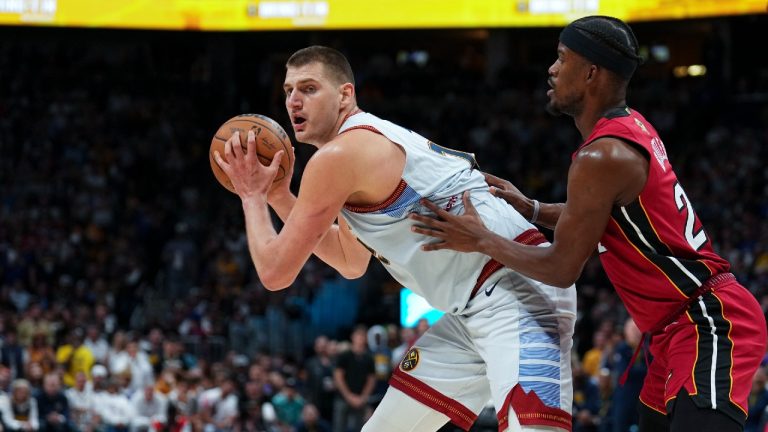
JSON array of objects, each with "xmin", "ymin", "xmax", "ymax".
[
  {"xmin": 400, "ymin": 348, "xmax": 420, "ymax": 371},
  {"xmin": 651, "ymin": 137, "xmax": 668, "ymax": 172},
  {"xmin": 634, "ymin": 117, "xmax": 650, "ymax": 136}
]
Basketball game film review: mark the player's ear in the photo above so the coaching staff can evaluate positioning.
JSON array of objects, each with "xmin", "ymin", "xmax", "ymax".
[
  {"xmin": 339, "ymin": 82, "xmax": 355, "ymax": 108},
  {"xmin": 586, "ymin": 64, "xmax": 598, "ymax": 82}
]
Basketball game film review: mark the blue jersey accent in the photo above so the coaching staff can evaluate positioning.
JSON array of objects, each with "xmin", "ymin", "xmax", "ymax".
[{"xmin": 375, "ymin": 184, "xmax": 422, "ymax": 218}]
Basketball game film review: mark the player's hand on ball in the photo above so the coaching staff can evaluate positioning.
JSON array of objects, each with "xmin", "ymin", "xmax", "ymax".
[
  {"xmin": 214, "ymin": 130, "xmax": 284, "ymax": 200},
  {"xmin": 267, "ymin": 146, "xmax": 295, "ymax": 205}
]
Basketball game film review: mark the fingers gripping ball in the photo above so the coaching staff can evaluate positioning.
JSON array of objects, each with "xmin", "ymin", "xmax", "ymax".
[{"xmin": 210, "ymin": 114, "xmax": 294, "ymax": 194}]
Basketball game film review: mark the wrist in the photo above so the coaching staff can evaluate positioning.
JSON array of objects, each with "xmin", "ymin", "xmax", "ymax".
[
  {"xmin": 241, "ymin": 194, "xmax": 268, "ymax": 209},
  {"xmin": 476, "ymin": 234, "xmax": 495, "ymax": 256},
  {"xmin": 528, "ymin": 199, "xmax": 540, "ymax": 224}
]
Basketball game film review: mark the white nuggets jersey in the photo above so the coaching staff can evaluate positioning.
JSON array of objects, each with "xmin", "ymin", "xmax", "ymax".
[{"xmin": 339, "ymin": 112, "xmax": 535, "ymax": 313}]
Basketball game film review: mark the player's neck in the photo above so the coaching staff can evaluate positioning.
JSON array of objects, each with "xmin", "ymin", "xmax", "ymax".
[
  {"xmin": 331, "ymin": 105, "xmax": 361, "ymax": 138},
  {"xmin": 574, "ymin": 98, "xmax": 627, "ymax": 140},
  {"xmin": 340, "ymin": 106, "xmax": 362, "ymax": 125}
]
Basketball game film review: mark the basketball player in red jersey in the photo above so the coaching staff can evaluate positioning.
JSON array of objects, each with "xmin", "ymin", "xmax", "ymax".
[{"xmin": 410, "ymin": 15, "xmax": 766, "ymax": 432}]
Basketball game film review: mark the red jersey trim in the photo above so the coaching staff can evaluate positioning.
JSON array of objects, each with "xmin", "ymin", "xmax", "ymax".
[
  {"xmin": 639, "ymin": 395, "xmax": 667, "ymax": 415},
  {"xmin": 340, "ymin": 107, "xmax": 363, "ymax": 124},
  {"xmin": 469, "ymin": 229, "xmax": 547, "ymax": 298},
  {"xmin": 340, "ymin": 124, "xmax": 380, "ymax": 135},
  {"xmin": 389, "ymin": 369, "xmax": 476, "ymax": 431},
  {"xmin": 343, "ymin": 179, "xmax": 408, "ymax": 213},
  {"xmin": 498, "ymin": 383, "xmax": 572, "ymax": 432},
  {"xmin": 339, "ymin": 123, "xmax": 407, "ymax": 214}
]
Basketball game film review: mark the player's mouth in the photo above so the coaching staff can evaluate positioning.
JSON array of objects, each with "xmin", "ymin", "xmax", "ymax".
[
  {"xmin": 292, "ymin": 115, "xmax": 307, "ymax": 132},
  {"xmin": 547, "ymin": 79, "xmax": 555, "ymax": 97}
]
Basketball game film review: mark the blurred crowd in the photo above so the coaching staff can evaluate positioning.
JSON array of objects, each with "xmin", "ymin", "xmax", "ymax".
[{"xmin": 1, "ymin": 18, "xmax": 768, "ymax": 432}]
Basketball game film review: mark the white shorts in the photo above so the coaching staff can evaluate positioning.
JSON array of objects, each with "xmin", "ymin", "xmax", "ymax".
[{"xmin": 390, "ymin": 268, "xmax": 576, "ymax": 431}]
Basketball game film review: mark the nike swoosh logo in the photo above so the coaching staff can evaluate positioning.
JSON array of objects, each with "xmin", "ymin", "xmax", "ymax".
[{"xmin": 485, "ymin": 280, "xmax": 499, "ymax": 296}]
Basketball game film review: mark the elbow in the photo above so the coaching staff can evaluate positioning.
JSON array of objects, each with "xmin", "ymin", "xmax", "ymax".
[
  {"xmin": 550, "ymin": 276, "xmax": 577, "ymax": 289},
  {"xmin": 548, "ymin": 265, "xmax": 582, "ymax": 288},
  {"xmin": 339, "ymin": 265, "xmax": 367, "ymax": 280},
  {"xmin": 335, "ymin": 258, "xmax": 369, "ymax": 280},
  {"xmin": 259, "ymin": 270, "xmax": 296, "ymax": 291}
]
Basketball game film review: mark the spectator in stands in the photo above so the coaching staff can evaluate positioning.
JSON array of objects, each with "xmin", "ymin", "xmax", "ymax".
[
  {"xmin": 130, "ymin": 384, "xmax": 168, "ymax": 432},
  {"xmin": 297, "ymin": 403, "xmax": 332, "ymax": 432},
  {"xmin": 603, "ymin": 318, "xmax": 645, "ymax": 432},
  {"xmin": 198, "ymin": 373, "xmax": 238, "ymax": 432},
  {"xmin": 65, "ymin": 372, "xmax": 94, "ymax": 432},
  {"xmin": 305, "ymin": 335, "xmax": 335, "ymax": 422},
  {"xmin": 83, "ymin": 325, "xmax": 110, "ymax": 365},
  {"xmin": 0, "ymin": 379, "xmax": 40, "ymax": 431},
  {"xmin": 572, "ymin": 359, "xmax": 601, "ymax": 432},
  {"xmin": 55, "ymin": 328, "xmax": 94, "ymax": 388},
  {"xmin": 17, "ymin": 305, "xmax": 53, "ymax": 349},
  {"xmin": 581, "ymin": 330, "xmax": 609, "ymax": 380},
  {"xmin": 1, "ymin": 328, "xmax": 25, "ymax": 381},
  {"xmin": 35, "ymin": 374, "xmax": 71, "ymax": 432},
  {"xmin": 366, "ymin": 325, "xmax": 392, "ymax": 406},
  {"xmin": 745, "ymin": 367, "xmax": 768, "ymax": 432},
  {"xmin": 272, "ymin": 377, "xmax": 306, "ymax": 428},
  {"xmin": 26, "ymin": 333, "xmax": 56, "ymax": 377},
  {"xmin": 111, "ymin": 340, "xmax": 153, "ymax": 396},
  {"xmin": 390, "ymin": 326, "xmax": 416, "ymax": 369},
  {"xmin": 0, "ymin": 366, "xmax": 11, "ymax": 394},
  {"xmin": 332, "ymin": 325, "xmax": 375, "ymax": 432},
  {"xmin": 95, "ymin": 378, "xmax": 134, "ymax": 432}
]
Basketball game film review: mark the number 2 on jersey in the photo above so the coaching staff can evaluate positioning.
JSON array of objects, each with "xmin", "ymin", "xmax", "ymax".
[{"xmin": 674, "ymin": 182, "xmax": 707, "ymax": 250}]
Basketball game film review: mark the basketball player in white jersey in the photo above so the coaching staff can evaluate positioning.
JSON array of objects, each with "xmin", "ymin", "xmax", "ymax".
[{"xmin": 214, "ymin": 46, "xmax": 576, "ymax": 432}]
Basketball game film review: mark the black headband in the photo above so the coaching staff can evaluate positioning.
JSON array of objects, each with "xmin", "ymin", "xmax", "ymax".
[{"xmin": 559, "ymin": 25, "xmax": 638, "ymax": 79}]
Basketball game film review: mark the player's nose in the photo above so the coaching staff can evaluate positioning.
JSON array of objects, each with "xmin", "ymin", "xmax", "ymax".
[{"xmin": 286, "ymin": 90, "xmax": 302, "ymax": 107}]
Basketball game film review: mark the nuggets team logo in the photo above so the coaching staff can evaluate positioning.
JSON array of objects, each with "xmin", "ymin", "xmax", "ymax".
[{"xmin": 400, "ymin": 348, "xmax": 420, "ymax": 371}]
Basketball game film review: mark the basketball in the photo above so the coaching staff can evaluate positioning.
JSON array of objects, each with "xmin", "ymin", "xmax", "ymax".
[{"xmin": 209, "ymin": 114, "xmax": 294, "ymax": 194}]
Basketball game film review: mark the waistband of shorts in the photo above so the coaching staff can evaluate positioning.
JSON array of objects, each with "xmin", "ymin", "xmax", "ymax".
[
  {"xmin": 651, "ymin": 272, "xmax": 736, "ymax": 334},
  {"xmin": 468, "ymin": 229, "xmax": 548, "ymax": 299},
  {"xmin": 701, "ymin": 272, "xmax": 736, "ymax": 291}
]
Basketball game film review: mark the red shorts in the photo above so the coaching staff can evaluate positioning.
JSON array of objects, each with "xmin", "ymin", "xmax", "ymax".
[{"xmin": 639, "ymin": 279, "xmax": 766, "ymax": 425}]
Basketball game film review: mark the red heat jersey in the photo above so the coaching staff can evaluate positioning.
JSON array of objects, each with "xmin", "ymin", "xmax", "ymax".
[{"xmin": 574, "ymin": 107, "xmax": 730, "ymax": 332}]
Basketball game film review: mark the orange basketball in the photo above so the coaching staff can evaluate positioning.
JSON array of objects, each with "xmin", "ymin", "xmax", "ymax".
[{"xmin": 209, "ymin": 114, "xmax": 294, "ymax": 194}]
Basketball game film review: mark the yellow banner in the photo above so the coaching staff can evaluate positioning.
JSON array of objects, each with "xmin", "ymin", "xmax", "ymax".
[{"xmin": 0, "ymin": 0, "xmax": 765, "ymax": 30}]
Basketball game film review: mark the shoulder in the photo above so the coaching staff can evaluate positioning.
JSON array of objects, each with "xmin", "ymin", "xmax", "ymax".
[
  {"xmin": 309, "ymin": 128, "xmax": 392, "ymax": 172},
  {"xmin": 575, "ymin": 137, "xmax": 647, "ymax": 169}
]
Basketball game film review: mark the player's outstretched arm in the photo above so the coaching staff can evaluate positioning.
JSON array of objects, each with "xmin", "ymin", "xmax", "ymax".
[{"xmin": 484, "ymin": 172, "xmax": 564, "ymax": 230}]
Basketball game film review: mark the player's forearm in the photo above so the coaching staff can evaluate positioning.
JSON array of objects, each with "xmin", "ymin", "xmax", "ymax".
[
  {"xmin": 267, "ymin": 191, "xmax": 296, "ymax": 222},
  {"xmin": 533, "ymin": 202, "xmax": 565, "ymax": 230},
  {"xmin": 269, "ymin": 195, "xmax": 368, "ymax": 277},
  {"xmin": 477, "ymin": 233, "xmax": 582, "ymax": 288},
  {"xmin": 242, "ymin": 197, "xmax": 296, "ymax": 290},
  {"xmin": 311, "ymin": 227, "xmax": 368, "ymax": 278}
]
